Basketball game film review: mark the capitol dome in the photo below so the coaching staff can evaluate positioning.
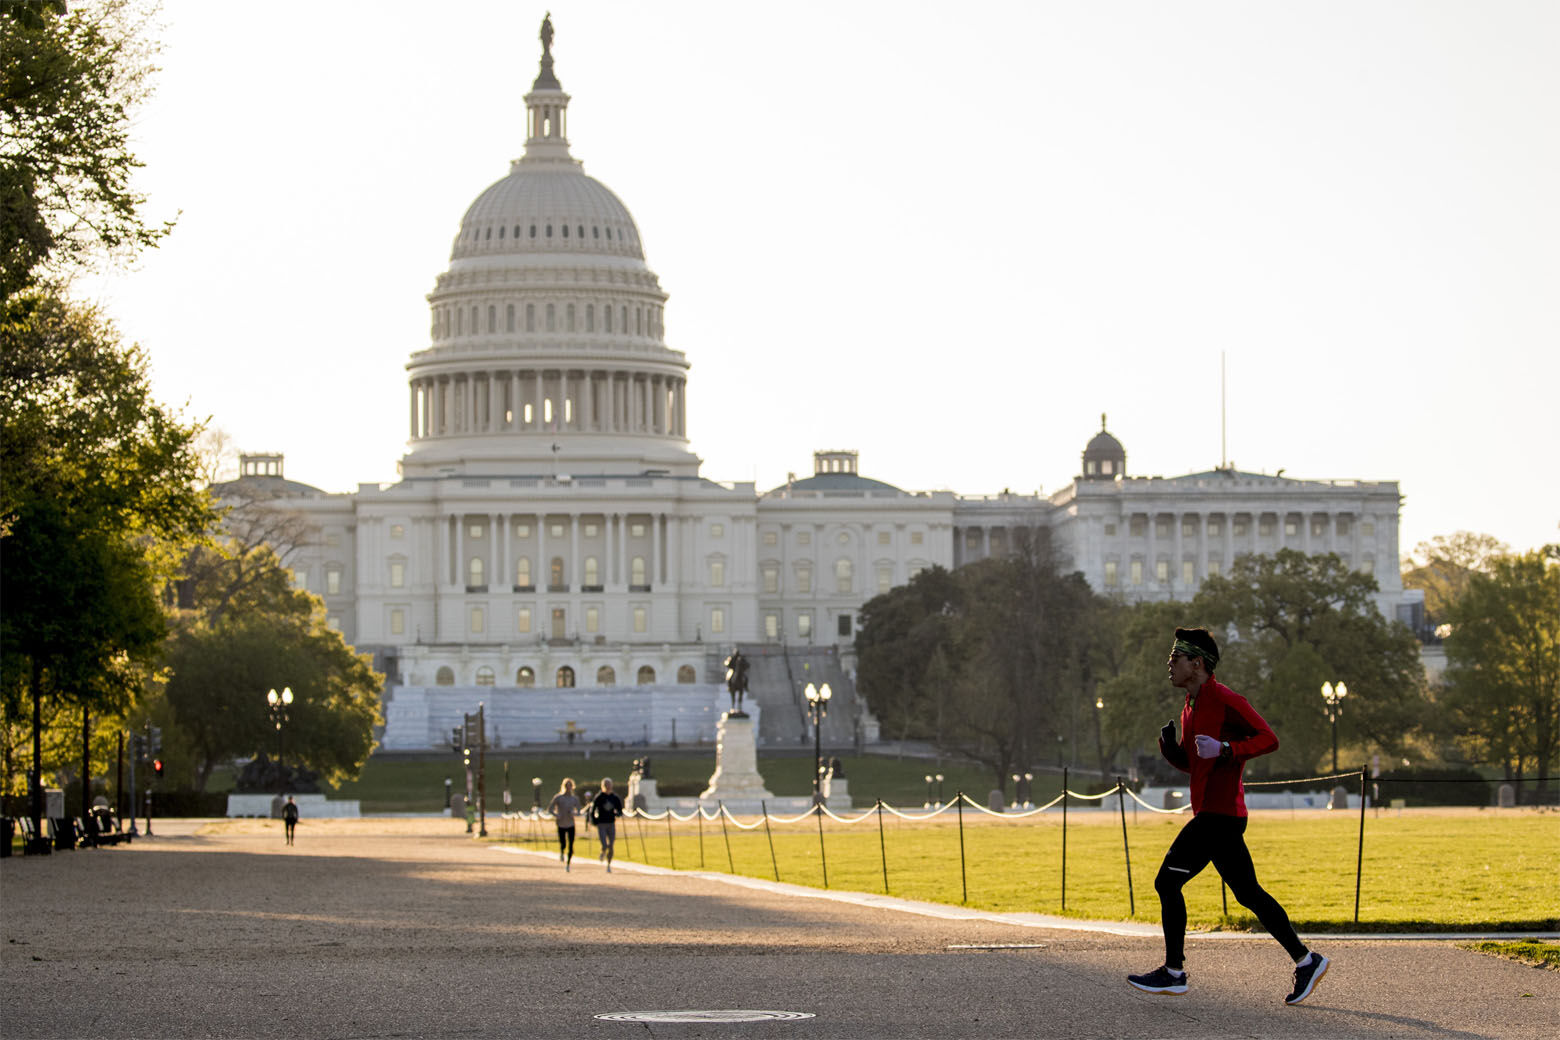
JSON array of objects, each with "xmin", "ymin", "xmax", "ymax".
[
  {"xmin": 1081, "ymin": 413, "xmax": 1126, "ymax": 480},
  {"xmin": 401, "ymin": 16, "xmax": 696, "ymax": 480}
]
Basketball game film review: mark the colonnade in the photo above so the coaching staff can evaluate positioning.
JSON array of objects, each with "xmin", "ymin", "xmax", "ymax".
[
  {"xmin": 409, "ymin": 369, "xmax": 687, "ymax": 440},
  {"xmin": 432, "ymin": 511, "xmax": 681, "ymax": 592}
]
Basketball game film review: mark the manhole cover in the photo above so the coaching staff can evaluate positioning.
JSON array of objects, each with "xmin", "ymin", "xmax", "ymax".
[
  {"xmin": 597, "ymin": 1010, "xmax": 816, "ymax": 1023},
  {"xmin": 946, "ymin": 943, "xmax": 1047, "ymax": 949}
]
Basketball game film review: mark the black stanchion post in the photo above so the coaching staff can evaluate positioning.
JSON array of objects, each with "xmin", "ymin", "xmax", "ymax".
[
  {"xmin": 1222, "ymin": 880, "xmax": 1229, "ymax": 918},
  {"xmin": 1355, "ymin": 765, "xmax": 1367, "ymax": 924},
  {"xmin": 665, "ymin": 811, "xmax": 676, "ymax": 870},
  {"xmin": 1115, "ymin": 778, "xmax": 1134, "ymax": 917},
  {"xmin": 698, "ymin": 804, "xmax": 706, "ymax": 869},
  {"xmin": 719, "ymin": 802, "xmax": 735, "ymax": 874},
  {"xmin": 1061, "ymin": 766, "xmax": 1068, "ymax": 911},
  {"xmin": 876, "ymin": 798, "xmax": 889, "ymax": 894},
  {"xmin": 815, "ymin": 802, "xmax": 829, "ymax": 889},
  {"xmin": 957, "ymin": 790, "xmax": 968, "ymax": 905},
  {"xmin": 762, "ymin": 801, "xmax": 779, "ymax": 881}
]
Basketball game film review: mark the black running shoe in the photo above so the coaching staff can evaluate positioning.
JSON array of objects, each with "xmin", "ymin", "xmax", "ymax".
[
  {"xmin": 1127, "ymin": 966, "xmax": 1188, "ymax": 995},
  {"xmin": 1285, "ymin": 952, "xmax": 1329, "ymax": 1005}
]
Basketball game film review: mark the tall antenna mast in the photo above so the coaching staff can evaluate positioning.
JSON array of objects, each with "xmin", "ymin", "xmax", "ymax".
[{"xmin": 1220, "ymin": 351, "xmax": 1227, "ymax": 469}]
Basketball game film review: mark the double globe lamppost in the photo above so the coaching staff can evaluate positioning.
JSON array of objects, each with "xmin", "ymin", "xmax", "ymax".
[
  {"xmin": 1321, "ymin": 681, "xmax": 1348, "ymax": 772},
  {"xmin": 803, "ymin": 682, "xmax": 832, "ymax": 805},
  {"xmin": 266, "ymin": 686, "xmax": 293, "ymax": 797}
]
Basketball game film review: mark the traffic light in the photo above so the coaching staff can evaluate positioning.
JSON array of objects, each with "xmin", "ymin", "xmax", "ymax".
[{"xmin": 153, "ymin": 759, "xmax": 164, "ymax": 778}]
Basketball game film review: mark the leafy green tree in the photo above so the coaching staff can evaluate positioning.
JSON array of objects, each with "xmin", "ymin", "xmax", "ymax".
[
  {"xmin": 1093, "ymin": 599, "xmax": 1193, "ymax": 781},
  {"xmin": 1402, "ymin": 531, "xmax": 1510, "ymax": 628},
  {"xmin": 1440, "ymin": 547, "xmax": 1559, "ymax": 800},
  {"xmin": 1191, "ymin": 548, "xmax": 1427, "ymax": 776},
  {"xmin": 855, "ymin": 565, "xmax": 962, "ymax": 750},
  {"xmin": 1, "ymin": 0, "xmax": 171, "ymax": 296},
  {"xmin": 161, "ymin": 544, "xmax": 382, "ymax": 791}
]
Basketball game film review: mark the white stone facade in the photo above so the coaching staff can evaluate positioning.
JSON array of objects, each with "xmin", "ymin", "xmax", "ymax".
[{"xmin": 225, "ymin": 27, "xmax": 1405, "ymax": 748}]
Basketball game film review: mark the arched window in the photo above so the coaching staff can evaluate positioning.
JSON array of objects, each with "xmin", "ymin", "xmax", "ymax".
[
  {"xmin": 636, "ymin": 666, "xmax": 656, "ymax": 685},
  {"xmin": 525, "ymin": 303, "xmax": 535, "ymax": 332},
  {"xmin": 586, "ymin": 304, "xmax": 595, "ymax": 332},
  {"xmin": 631, "ymin": 556, "xmax": 646, "ymax": 585},
  {"xmin": 677, "ymin": 665, "xmax": 697, "ymax": 684},
  {"xmin": 550, "ymin": 556, "xmax": 565, "ymax": 586},
  {"xmin": 515, "ymin": 556, "xmax": 531, "ymax": 586},
  {"xmin": 604, "ymin": 305, "xmax": 612, "ymax": 333},
  {"xmin": 516, "ymin": 667, "xmax": 535, "ymax": 687},
  {"xmin": 506, "ymin": 304, "xmax": 515, "ymax": 332},
  {"xmin": 620, "ymin": 305, "xmax": 628, "ymax": 334},
  {"xmin": 556, "ymin": 666, "xmax": 575, "ymax": 688},
  {"xmin": 475, "ymin": 667, "xmax": 495, "ymax": 687},
  {"xmin": 487, "ymin": 305, "xmax": 496, "ymax": 333},
  {"xmin": 468, "ymin": 557, "xmax": 485, "ymax": 587},
  {"xmin": 546, "ymin": 303, "xmax": 555, "ymax": 331},
  {"xmin": 596, "ymin": 666, "xmax": 616, "ymax": 686},
  {"xmin": 584, "ymin": 556, "xmax": 599, "ymax": 585},
  {"xmin": 435, "ymin": 666, "xmax": 455, "ymax": 686},
  {"xmin": 566, "ymin": 303, "xmax": 575, "ymax": 331},
  {"xmin": 470, "ymin": 306, "xmax": 478, "ymax": 332},
  {"xmin": 835, "ymin": 558, "xmax": 853, "ymax": 594}
]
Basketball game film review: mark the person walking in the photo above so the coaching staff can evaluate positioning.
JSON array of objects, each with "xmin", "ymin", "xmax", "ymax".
[
  {"xmin": 589, "ymin": 778, "xmax": 625, "ymax": 873},
  {"xmin": 1127, "ymin": 627, "xmax": 1329, "ymax": 1006},
  {"xmin": 282, "ymin": 796, "xmax": 299, "ymax": 846},
  {"xmin": 546, "ymin": 778, "xmax": 581, "ymax": 871}
]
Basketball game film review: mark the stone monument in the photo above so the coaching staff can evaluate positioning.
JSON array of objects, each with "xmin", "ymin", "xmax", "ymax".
[{"xmin": 698, "ymin": 711, "xmax": 775, "ymax": 812}]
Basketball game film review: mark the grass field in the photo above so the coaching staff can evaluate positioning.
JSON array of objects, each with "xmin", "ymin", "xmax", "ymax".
[{"xmin": 493, "ymin": 804, "xmax": 1559, "ymax": 933}]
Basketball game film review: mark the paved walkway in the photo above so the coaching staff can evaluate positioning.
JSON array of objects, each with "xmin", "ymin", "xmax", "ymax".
[{"xmin": 3, "ymin": 818, "xmax": 1555, "ymax": 1039}]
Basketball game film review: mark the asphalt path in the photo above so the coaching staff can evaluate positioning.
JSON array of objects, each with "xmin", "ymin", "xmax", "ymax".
[{"xmin": 2, "ymin": 818, "xmax": 1555, "ymax": 1039}]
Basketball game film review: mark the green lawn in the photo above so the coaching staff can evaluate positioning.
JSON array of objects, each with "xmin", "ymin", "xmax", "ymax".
[{"xmin": 495, "ymin": 805, "xmax": 1559, "ymax": 933}]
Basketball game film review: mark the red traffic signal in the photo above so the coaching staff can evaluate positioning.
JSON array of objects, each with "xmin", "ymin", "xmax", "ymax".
[{"xmin": 153, "ymin": 759, "xmax": 164, "ymax": 777}]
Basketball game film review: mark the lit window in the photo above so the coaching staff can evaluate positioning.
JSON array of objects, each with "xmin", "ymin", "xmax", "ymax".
[
  {"xmin": 550, "ymin": 522, "xmax": 564, "ymax": 538},
  {"xmin": 517, "ymin": 607, "xmax": 531, "ymax": 633},
  {"xmin": 390, "ymin": 524, "xmax": 405, "ymax": 539},
  {"xmin": 1361, "ymin": 554, "xmax": 1375, "ymax": 574},
  {"xmin": 516, "ymin": 557, "xmax": 531, "ymax": 586},
  {"xmin": 633, "ymin": 606, "xmax": 646, "ymax": 633},
  {"xmin": 1156, "ymin": 560, "xmax": 1169, "ymax": 583},
  {"xmin": 326, "ymin": 569, "xmax": 341, "ymax": 595},
  {"xmin": 583, "ymin": 522, "xmax": 598, "ymax": 537},
  {"xmin": 584, "ymin": 556, "xmax": 600, "ymax": 584},
  {"xmin": 1312, "ymin": 518, "xmax": 1326, "ymax": 537},
  {"xmin": 1207, "ymin": 559, "xmax": 1221, "ymax": 577},
  {"xmin": 1208, "ymin": 520, "xmax": 1222, "ymax": 536},
  {"xmin": 797, "ymin": 613, "xmax": 812, "ymax": 638},
  {"xmin": 1131, "ymin": 560, "xmax": 1144, "ymax": 586},
  {"xmin": 586, "ymin": 606, "xmax": 599, "ymax": 634},
  {"xmin": 1182, "ymin": 560, "xmax": 1195, "ymax": 585},
  {"xmin": 435, "ymin": 666, "xmax": 454, "ymax": 686},
  {"xmin": 551, "ymin": 557, "xmax": 565, "ymax": 586},
  {"xmin": 1285, "ymin": 519, "xmax": 1298, "ymax": 536},
  {"xmin": 631, "ymin": 557, "xmax": 647, "ymax": 585},
  {"xmin": 475, "ymin": 667, "xmax": 494, "ymax": 687},
  {"xmin": 797, "ymin": 531, "xmax": 811, "ymax": 546},
  {"xmin": 835, "ymin": 558, "xmax": 853, "ymax": 594},
  {"xmin": 468, "ymin": 557, "xmax": 485, "ymax": 586},
  {"xmin": 516, "ymin": 667, "xmax": 534, "ymax": 687},
  {"xmin": 765, "ymin": 614, "xmax": 779, "ymax": 639},
  {"xmin": 763, "ymin": 531, "xmax": 778, "ymax": 547},
  {"xmin": 910, "ymin": 531, "xmax": 924, "ymax": 545},
  {"xmin": 711, "ymin": 522, "xmax": 724, "ymax": 537},
  {"xmin": 556, "ymin": 666, "xmax": 574, "ymax": 688},
  {"xmin": 1182, "ymin": 519, "xmax": 1196, "ymax": 537},
  {"xmin": 1104, "ymin": 561, "xmax": 1118, "ymax": 587},
  {"xmin": 877, "ymin": 564, "xmax": 893, "ymax": 594},
  {"xmin": 515, "ymin": 522, "xmax": 530, "ymax": 538},
  {"xmin": 469, "ymin": 607, "xmax": 485, "ymax": 634},
  {"xmin": 877, "ymin": 531, "xmax": 890, "ymax": 545},
  {"xmin": 762, "ymin": 565, "xmax": 779, "ymax": 594},
  {"xmin": 797, "ymin": 566, "xmax": 812, "ymax": 594},
  {"xmin": 469, "ymin": 522, "xmax": 484, "ymax": 539},
  {"xmin": 1259, "ymin": 518, "xmax": 1275, "ymax": 537},
  {"xmin": 709, "ymin": 560, "xmax": 725, "ymax": 587},
  {"xmin": 711, "ymin": 607, "xmax": 725, "ymax": 634},
  {"xmin": 292, "ymin": 569, "xmax": 308, "ymax": 590},
  {"xmin": 836, "ymin": 531, "xmax": 850, "ymax": 546},
  {"xmin": 630, "ymin": 522, "xmax": 645, "ymax": 537},
  {"xmin": 597, "ymin": 665, "xmax": 615, "ymax": 686},
  {"xmin": 390, "ymin": 561, "xmax": 405, "ymax": 588},
  {"xmin": 389, "ymin": 608, "xmax": 405, "ymax": 635},
  {"xmin": 637, "ymin": 666, "xmax": 656, "ymax": 685}
]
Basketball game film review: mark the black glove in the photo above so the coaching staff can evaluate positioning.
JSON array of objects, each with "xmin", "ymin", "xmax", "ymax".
[{"xmin": 1160, "ymin": 719, "xmax": 1177, "ymax": 747}]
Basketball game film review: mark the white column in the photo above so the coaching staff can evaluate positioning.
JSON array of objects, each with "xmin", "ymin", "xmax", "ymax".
[
  {"xmin": 1172, "ymin": 513, "xmax": 1184, "ymax": 594},
  {"xmin": 651, "ymin": 513, "xmax": 662, "ymax": 586},
  {"xmin": 509, "ymin": 372, "xmax": 520, "ymax": 430},
  {"xmin": 538, "ymin": 513, "xmax": 548, "ymax": 588},
  {"xmin": 438, "ymin": 515, "xmax": 450, "ymax": 587},
  {"xmin": 487, "ymin": 374, "xmax": 500, "ymax": 432},
  {"xmin": 1145, "ymin": 512, "xmax": 1157, "ymax": 592},
  {"xmin": 617, "ymin": 512, "xmax": 628, "ymax": 587},
  {"xmin": 560, "ymin": 370, "xmax": 571, "ymax": 430},
  {"xmin": 569, "ymin": 513, "xmax": 580, "ymax": 589},
  {"xmin": 490, "ymin": 513, "xmax": 500, "ymax": 589}
]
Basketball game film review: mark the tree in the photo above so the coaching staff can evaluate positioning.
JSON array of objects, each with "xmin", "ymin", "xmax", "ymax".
[
  {"xmin": 1191, "ymin": 549, "xmax": 1427, "ymax": 776},
  {"xmin": 1440, "ymin": 547, "xmax": 1560, "ymax": 801},
  {"xmin": 855, "ymin": 565, "xmax": 962, "ymax": 751},
  {"xmin": 1, "ymin": 0, "xmax": 171, "ymax": 296},
  {"xmin": 161, "ymin": 544, "xmax": 382, "ymax": 791},
  {"xmin": 1, "ymin": 290, "xmax": 212, "ymax": 826},
  {"xmin": 1093, "ymin": 600, "xmax": 1194, "ymax": 782},
  {"xmin": 1402, "ymin": 531, "xmax": 1510, "ymax": 628}
]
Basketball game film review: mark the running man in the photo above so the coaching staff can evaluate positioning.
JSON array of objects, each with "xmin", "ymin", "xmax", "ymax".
[
  {"xmin": 547, "ymin": 778, "xmax": 581, "ymax": 871},
  {"xmin": 589, "ymin": 778, "xmax": 625, "ymax": 873},
  {"xmin": 1127, "ymin": 627, "xmax": 1329, "ymax": 1006}
]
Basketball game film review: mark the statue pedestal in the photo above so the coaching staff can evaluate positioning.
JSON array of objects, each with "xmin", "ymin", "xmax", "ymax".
[{"xmin": 698, "ymin": 712, "xmax": 775, "ymax": 812}]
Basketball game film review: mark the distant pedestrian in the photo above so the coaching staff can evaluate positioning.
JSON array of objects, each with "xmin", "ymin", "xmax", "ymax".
[
  {"xmin": 1127, "ymin": 627, "xmax": 1328, "ymax": 1006},
  {"xmin": 547, "ymin": 778, "xmax": 581, "ymax": 871},
  {"xmin": 283, "ymin": 796, "xmax": 299, "ymax": 846},
  {"xmin": 589, "ymin": 778, "xmax": 625, "ymax": 872}
]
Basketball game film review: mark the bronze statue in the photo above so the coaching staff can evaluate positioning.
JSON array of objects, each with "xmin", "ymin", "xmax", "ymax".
[
  {"xmin": 724, "ymin": 649, "xmax": 750, "ymax": 715},
  {"xmin": 540, "ymin": 13, "xmax": 554, "ymax": 55}
]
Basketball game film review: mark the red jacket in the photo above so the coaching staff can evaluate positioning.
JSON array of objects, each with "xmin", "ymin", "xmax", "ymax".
[{"xmin": 1160, "ymin": 675, "xmax": 1278, "ymax": 816}]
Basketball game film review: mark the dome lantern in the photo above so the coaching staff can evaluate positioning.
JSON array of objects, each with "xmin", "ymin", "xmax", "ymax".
[
  {"xmin": 1081, "ymin": 412, "xmax": 1126, "ymax": 480},
  {"xmin": 523, "ymin": 13, "xmax": 573, "ymax": 165}
]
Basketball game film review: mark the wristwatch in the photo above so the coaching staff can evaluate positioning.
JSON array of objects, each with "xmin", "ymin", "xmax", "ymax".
[{"xmin": 1220, "ymin": 741, "xmax": 1231, "ymax": 760}]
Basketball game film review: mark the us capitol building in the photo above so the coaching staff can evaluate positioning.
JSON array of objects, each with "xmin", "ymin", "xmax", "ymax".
[{"xmin": 224, "ymin": 23, "xmax": 1404, "ymax": 751}]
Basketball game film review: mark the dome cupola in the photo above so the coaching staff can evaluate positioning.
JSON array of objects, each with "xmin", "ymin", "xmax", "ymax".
[{"xmin": 1081, "ymin": 413, "xmax": 1126, "ymax": 480}]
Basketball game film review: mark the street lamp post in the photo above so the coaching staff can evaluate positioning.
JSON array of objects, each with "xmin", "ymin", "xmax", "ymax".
[
  {"xmin": 1094, "ymin": 696, "xmax": 1108, "ymax": 778},
  {"xmin": 1321, "ymin": 681, "xmax": 1348, "ymax": 772},
  {"xmin": 924, "ymin": 774, "xmax": 934, "ymax": 809},
  {"xmin": 936, "ymin": 773, "xmax": 945, "ymax": 806},
  {"xmin": 803, "ymin": 682, "xmax": 832, "ymax": 806},
  {"xmin": 265, "ymin": 687, "xmax": 293, "ymax": 797}
]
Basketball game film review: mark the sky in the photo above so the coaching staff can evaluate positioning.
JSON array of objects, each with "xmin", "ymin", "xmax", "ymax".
[{"xmin": 78, "ymin": 0, "xmax": 1559, "ymax": 559}]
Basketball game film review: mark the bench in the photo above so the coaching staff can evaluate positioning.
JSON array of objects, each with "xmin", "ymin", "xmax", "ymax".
[{"xmin": 12, "ymin": 816, "xmax": 53, "ymax": 856}]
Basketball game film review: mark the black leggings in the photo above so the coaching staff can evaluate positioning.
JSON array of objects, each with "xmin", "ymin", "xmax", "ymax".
[
  {"xmin": 557, "ymin": 826, "xmax": 575, "ymax": 860},
  {"xmin": 1155, "ymin": 812, "xmax": 1307, "ymax": 968}
]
